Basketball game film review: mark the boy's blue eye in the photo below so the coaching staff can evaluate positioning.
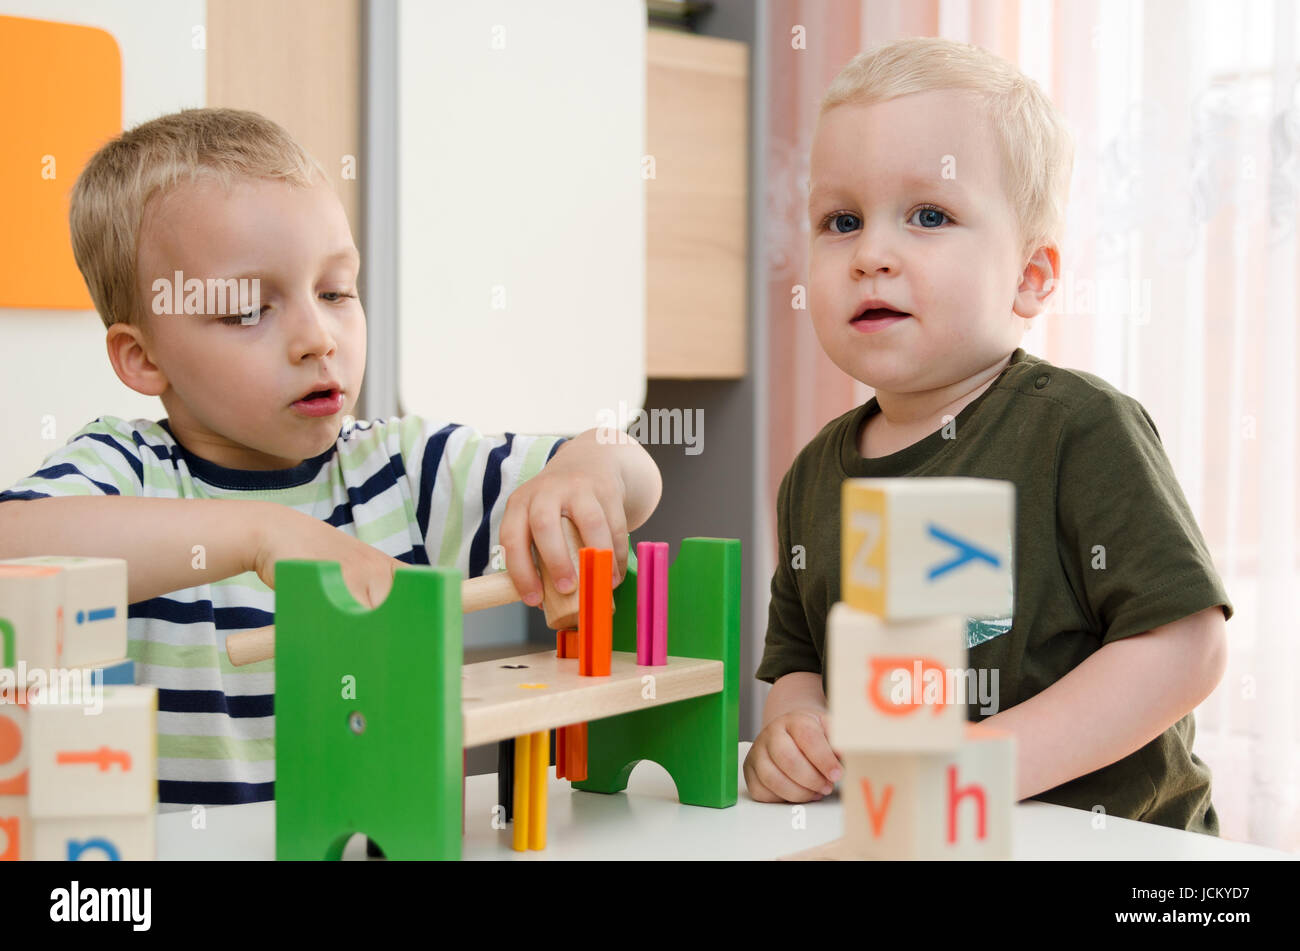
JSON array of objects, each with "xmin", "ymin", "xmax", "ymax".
[
  {"xmin": 911, "ymin": 205, "xmax": 950, "ymax": 228},
  {"xmin": 827, "ymin": 212, "xmax": 861, "ymax": 234}
]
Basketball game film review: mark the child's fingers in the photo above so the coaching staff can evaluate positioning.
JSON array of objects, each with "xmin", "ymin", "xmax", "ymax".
[
  {"xmin": 741, "ymin": 757, "xmax": 782, "ymax": 803},
  {"xmin": 528, "ymin": 504, "xmax": 576, "ymax": 598},
  {"xmin": 770, "ymin": 727, "xmax": 837, "ymax": 796},
  {"xmin": 751, "ymin": 735, "xmax": 829, "ymax": 802},
  {"xmin": 499, "ymin": 503, "xmax": 542, "ymax": 605},
  {"xmin": 568, "ymin": 495, "xmax": 615, "ymax": 578},
  {"xmin": 789, "ymin": 713, "xmax": 844, "ymax": 787},
  {"xmin": 598, "ymin": 493, "xmax": 630, "ymax": 584}
]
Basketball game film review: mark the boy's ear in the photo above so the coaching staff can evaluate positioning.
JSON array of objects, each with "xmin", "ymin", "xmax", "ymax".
[
  {"xmin": 1012, "ymin": 243, "xmax": 1061, "ymax": 320},
  {"xmin": 106, "ymin": 322, "xmax": 169, "ymax": 397}
]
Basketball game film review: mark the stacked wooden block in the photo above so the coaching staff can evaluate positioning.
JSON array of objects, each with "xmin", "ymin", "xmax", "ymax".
[
  {"xmin": 830, "ymin": 479, "xmax": 1016, "ymax": 859},
  {"xmin": 0, "ymin": 555, "xmax": 157, "ymax": 861}
]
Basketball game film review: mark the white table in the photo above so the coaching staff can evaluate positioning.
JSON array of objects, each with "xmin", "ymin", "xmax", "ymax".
[{"xmin": 156, "ymin": 743, "xmax": 1292, "ymax": 860}]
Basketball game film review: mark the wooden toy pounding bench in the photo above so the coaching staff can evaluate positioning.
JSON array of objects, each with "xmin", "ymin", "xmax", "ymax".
[{"xmin": 272, "ymin": 537, "xmax": 741, "ymax": 860}]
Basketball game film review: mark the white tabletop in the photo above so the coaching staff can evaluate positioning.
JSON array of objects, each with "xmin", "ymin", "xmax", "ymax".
[{"xmin": 156, "ymin": 743, "xmax": 1292, "ymax": 860}]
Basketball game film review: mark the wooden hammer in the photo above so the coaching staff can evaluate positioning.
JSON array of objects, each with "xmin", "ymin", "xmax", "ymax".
[{"xmin": 225, "ymin": 518, "xmax": 584, "ymax": 667}]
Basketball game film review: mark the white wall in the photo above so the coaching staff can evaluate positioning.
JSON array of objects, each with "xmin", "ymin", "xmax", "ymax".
[
  {"xmin": 396, "ymin": 0, "xmax": 646, "ymax": 436},
  {"xmin": 0, "ymin": 0, "xmax": 205, "ymax": 489}
]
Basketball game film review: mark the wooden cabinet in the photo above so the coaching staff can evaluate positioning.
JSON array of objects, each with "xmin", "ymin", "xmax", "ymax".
[{"xmin": 646, "ymin": 29, "xmax": 749, "ymax": 379}]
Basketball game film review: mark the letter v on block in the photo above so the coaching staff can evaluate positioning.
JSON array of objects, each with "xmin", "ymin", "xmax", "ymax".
[{"xmin": 860, "ymin": 778, "xmax": 893, "ymax": 837}]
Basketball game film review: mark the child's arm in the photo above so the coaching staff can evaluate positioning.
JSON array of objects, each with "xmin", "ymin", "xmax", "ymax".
[
  {"xmin": 0, "ymin": 496, "xmax": 409, "ymax": 609},
  {"xmin": 0, "ymin": 497, "xmax": 266, "ymax": 603},
  {"xmin": 978, "ymin": 606, "xmax": 1227, "ymax": 800},
  {"xmin": 761, "ymin": 670, "xmax": 829, "ymax": 725},
  {"xmin": 498, "ymin": 426, "xmax": 662, "ymax": 606}
]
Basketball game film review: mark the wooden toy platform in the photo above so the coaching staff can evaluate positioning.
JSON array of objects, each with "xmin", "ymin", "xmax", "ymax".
[{"xmin": 462, "ymin": 649, "xmax": 724, "ymax": 747}]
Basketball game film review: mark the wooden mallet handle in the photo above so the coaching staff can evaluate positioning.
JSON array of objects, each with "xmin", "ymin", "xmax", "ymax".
[{"xmin": 225, "ymin": 518, "xmax": 584, "ymax": 667}]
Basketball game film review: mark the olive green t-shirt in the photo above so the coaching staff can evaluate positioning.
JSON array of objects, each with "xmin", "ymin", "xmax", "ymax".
[{"xmin": 756, "ymin": 348, "xmax": 1234, "ymax": 835}]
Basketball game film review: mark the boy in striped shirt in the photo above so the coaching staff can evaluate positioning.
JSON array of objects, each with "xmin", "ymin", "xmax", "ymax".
[{"xmin": 0, "ymin": 108, "xmax": 661, "ymax": 809}]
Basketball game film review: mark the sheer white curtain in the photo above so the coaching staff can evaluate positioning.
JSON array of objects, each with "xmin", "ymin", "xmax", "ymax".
[
  {"xmin": 762, "ymin": 0, "xmax": 1300, "ymax": 849},
  {"xmin": 1031, "ymin": 0, "xmax": 1298, "ymax": 852}
]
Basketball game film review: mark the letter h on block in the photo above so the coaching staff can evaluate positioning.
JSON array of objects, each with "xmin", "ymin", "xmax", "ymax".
[
  {"xmin": 842, "ymin": 724, "xmax": 1015, "ymax": 860},
  {"xmin": 840, "ymin": 478, "xmax": 1014, "ymax": 621}
]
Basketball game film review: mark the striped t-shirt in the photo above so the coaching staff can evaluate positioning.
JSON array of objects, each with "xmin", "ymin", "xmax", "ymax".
[{"xmin": 0, "ymin": 415, "xmax": 565, "ymax": 809}]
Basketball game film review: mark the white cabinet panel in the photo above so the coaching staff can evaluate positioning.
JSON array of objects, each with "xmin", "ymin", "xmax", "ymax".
[{"xmin": 397, "ymin": 0, "xmax": 646, "ymax": 435}]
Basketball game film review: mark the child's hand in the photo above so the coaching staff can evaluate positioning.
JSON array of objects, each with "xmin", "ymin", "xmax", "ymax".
[
  {"xmin": 499, "ymin": 431, "xmax": 660, "ymax": 606},
  {"xmin": 251, "ymin": 506, "xmax": 407, "ymax": 609},
  {"xmin": 744, "ymin": 709, "xmax": 844, "ymax": 803}
]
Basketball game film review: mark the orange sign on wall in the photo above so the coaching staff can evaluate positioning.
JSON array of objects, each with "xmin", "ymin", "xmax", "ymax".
[{"xmin": 0, "ymin": 15, "xmax": 121, "ymax": 310}]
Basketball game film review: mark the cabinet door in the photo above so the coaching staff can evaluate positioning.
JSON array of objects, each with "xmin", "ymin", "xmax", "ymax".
[
  {"xmin": 397, "ymin": 0, "xmax": 646, "ymax": 435},
  {"xmin": 646, "ymin": 29, "xmax": 748, "ymax": 379}
]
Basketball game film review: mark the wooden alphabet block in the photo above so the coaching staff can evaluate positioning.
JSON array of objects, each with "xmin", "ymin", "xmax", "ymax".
[
  {"xmin": 0, "ymin": 794, "xmax": 29, "ymax": 860},
  {"xmin": 827, "ymin": 603, "xmax": 966, "ymax": 752},
  {"xmin": 840, "ymin": 478, "xmax": 1014, "ymax": 620},
  {"xmin": 0, "ymin": 557, "xmax": 127, "ymax": 671},
  {"xmin": 32, "ymin": 813, "xmax": 155, "ymax": 861},
  {"xmin": 87, "ymin": 659, "xmax": 135, "ymax": 687},
  {"xmin": 28, "ymin": 685, "xmax": 156, "ymax": 818},
  {"xmin": 841, "ymin": 724, "xmax": 1015, "ymax": 860},
  {"xmin": 0, "ymin": 692, "xmax": 29, "ymax": 796},
  {"xmin": 0, "ymin": 563, "xmax": 62, "ymax": 670}
]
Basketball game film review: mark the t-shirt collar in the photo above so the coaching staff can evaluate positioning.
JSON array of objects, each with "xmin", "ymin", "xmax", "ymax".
[
  {"xmin": 838, "ymin": 348, "xmax": 1031, "ymax": 477},
  {"xmin": 157, "ymin": 419, "xmax": 339, "ymax": 490}
]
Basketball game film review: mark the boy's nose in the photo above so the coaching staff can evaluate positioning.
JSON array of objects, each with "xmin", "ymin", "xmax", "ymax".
[
  {"xmin": 850, "ymin": 224, "xmax": 898, "ymax": 277},
  {"xmin": 287, "ymin": 302, "xmax": 339, "ymax": 360}
]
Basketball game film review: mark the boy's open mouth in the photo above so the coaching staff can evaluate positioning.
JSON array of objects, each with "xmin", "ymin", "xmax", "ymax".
[
  {"xmin": 852, "ymin": 307, "xmax": 910, "ymax": 322},
  {"xmin": 290, "ymin": 385, "xmax": 343, "ymax": 416},
  {"xmin": 291, "ymin": 381, "xmax": 341, "ymax": 404}
]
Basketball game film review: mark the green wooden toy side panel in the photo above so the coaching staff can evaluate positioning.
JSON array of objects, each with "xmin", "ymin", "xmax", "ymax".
[
  {"xmin": 274, "ymin": 560, "xmax": 463, "ymax": 860},
  {"xmin": 572, "ymin": 537, "xmax": 740, "ymax": 808},
  {"xmin": 0, "ymin": 618, "xmax": 13, "ymax": 667}
]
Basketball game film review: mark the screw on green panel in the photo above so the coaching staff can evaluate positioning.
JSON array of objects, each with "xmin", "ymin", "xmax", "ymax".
[
  {"xmin": 273, "ymin": 560, "xmax": 462, "ymax": 860},
  {"xmin": 571, "ymin": 537, "xmax": 740, "ymax": 808}
]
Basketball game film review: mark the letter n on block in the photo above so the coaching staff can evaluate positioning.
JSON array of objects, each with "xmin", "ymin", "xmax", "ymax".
[
  {"xmin": 827, "ymin": 603, "xmax": 965, "ymax": 752},
  {"xmin": 841, "ymin": 478, "xmax": 1014, "ymax": 621},
  {"xmin": 842, "ymin": 724, "xmax": 1015, "ymax": 860}
]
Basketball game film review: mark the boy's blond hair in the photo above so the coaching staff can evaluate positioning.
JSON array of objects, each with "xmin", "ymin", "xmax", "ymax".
[
  {"xmin": 69, "ymin": 107, "xmax": 328, "ymax": 331},
  {"xmin": 820, "ymin": 37, "xmax": 1074, "ymax": 260}
]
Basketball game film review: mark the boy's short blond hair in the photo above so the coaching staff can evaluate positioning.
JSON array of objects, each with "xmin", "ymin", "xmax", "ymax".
[
  {"xmin": 69, "ymin": 107, "xmax": 328, "ymax": 331},
  {"xmin": 820, "ymin": 37, "xmax": 1074, "ymax": 260}
]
